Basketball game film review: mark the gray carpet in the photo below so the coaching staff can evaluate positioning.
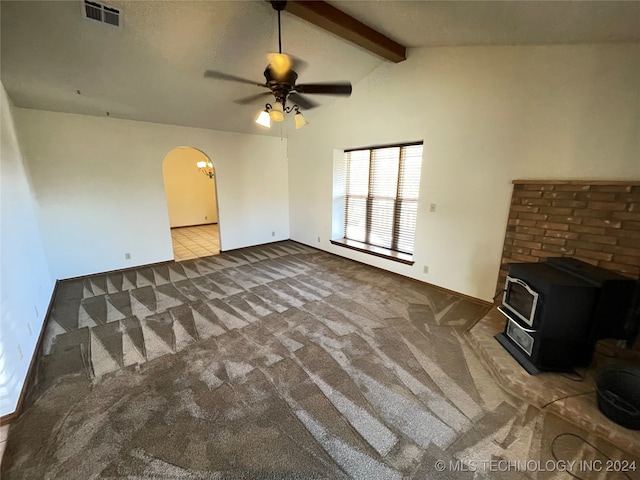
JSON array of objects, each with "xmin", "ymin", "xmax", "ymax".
[{"xmin": 2, "ymin": 241, "xmax": 638, "ymax": 479}]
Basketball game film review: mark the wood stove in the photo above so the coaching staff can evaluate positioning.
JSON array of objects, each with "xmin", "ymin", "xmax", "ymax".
[{"xmin": 496, "ymin": 258, "xmax": 639, "ymax": 374}]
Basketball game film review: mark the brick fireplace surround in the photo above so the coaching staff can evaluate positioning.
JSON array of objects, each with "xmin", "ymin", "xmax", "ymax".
[
  {"xmin": 497, "ymin": 180, "xmax": 640, "ymax": 293},
  {"xmin": 465, "ymin": 180, "xmax": 640, "ymax": 456}
]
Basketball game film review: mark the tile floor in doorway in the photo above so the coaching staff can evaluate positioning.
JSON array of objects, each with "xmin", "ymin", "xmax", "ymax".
[{"xmin": 170, "ymin": 224, "xmax": 220, "ymax": 261}]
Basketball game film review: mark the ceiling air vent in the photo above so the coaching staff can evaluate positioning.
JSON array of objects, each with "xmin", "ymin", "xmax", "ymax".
[
  {"xmin": 83, "ymin": 0, "xmax": 121, "ymax": 28},
  {"xmin": 102, "ymin": 6, "xmax": 120, "ymax": 26}
]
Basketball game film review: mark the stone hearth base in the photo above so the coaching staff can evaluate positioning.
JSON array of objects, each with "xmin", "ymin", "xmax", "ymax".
[{"xmin": 467, "ymin": 307, "xmax": 640, "ymax": 458}]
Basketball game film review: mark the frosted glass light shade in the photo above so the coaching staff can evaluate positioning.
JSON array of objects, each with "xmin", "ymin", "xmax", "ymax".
[
  {"xmin": 256, "ymin": 110, "xmax": 271, "ymax": 128},
  {"xmin": 294, "ymin": 112, "xmax": 308, "ymax": 129},
  {"xmin": 269, "ymin": 101, "xmax": 285, "ymax": 122}
]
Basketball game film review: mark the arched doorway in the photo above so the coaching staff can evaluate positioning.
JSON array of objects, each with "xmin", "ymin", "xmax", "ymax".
[{"xmin": 162, "ymin": 147, "xmax": 220, "ymax": 261}]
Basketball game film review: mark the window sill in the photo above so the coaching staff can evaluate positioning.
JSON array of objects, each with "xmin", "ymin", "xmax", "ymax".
[{"xmin": 330, "ymin": 238, "xmax": 414, "ymax": 265}]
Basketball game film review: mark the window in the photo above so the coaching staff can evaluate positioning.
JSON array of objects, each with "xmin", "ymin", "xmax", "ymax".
[{"xmin": 340, "ymin": 142, "xmax": 423, "ymax": 259}]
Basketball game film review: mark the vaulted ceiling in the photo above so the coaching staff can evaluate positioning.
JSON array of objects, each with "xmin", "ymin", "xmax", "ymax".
[{"xmin": 1, "ymin": 1, "xmax": 638, "ymax": 137}]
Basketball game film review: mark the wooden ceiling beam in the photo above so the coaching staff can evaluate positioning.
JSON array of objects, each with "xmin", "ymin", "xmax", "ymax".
[{"xmin": 284, "ymin": 1, "xmax": 406, "ymax": 63}]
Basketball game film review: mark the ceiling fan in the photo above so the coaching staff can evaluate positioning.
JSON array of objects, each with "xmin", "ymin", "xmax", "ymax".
[{"xmin": 203, "ymin": 0, "xmax": 352, "ymax": 129}]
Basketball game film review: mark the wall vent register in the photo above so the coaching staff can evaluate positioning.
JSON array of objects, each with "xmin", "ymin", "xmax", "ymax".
[{"xmin": 83, "ymin": 0, "xmax": 121, "ymax": 27}]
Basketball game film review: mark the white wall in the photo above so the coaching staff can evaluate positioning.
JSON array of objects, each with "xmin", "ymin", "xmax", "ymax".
[
  {"xmin": 163, "ymin": 147, "xmax": 218, "ymax": 228},
  {"xmin": 0, "ymin": 85, "xmax": 55, "ymax": 416},
  {"xmin": 288, "ymin": 44, "xmax": 640, "ymax": 302},
  {"xmin": 14, "ymin": 109, "xmax": 289, "ymax": 280}
]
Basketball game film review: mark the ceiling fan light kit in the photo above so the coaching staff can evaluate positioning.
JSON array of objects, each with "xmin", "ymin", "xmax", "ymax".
[
  {"xmin": 203, "ymin": 0, "xmax": 352, "ymax": 132},
  {"xmin": 294, "ymin": 111, "xmax": 309, "ymax": 129},
  {"xmin": 256, "ymin": 109, "xmax": 272, "ymax": 128},
  {"xmin": 268, "ymin": 101, "xmax": 285, "ymax": 122},
  {"xmin": 256, "ymin": 102, "xmax": 308, "ymax": 129}
]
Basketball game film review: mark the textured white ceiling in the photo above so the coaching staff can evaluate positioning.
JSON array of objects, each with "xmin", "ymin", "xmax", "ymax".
[
  {"xmin": 1, "ymin": 1, "xmax": 638, "ymax": 137},
  {"xmin": 0, "ymin": 0, "xmax": 382, "ymax": 136},
  {"xmin": 330, "ymin": 0, "xmax": 640, "ymax": 47}
]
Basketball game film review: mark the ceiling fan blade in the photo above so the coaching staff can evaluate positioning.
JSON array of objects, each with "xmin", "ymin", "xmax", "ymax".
[
  {"xmin": 204, "ymin": 70, "xmax": 267, "ymax": 88},
  {"xmin": 295, "ymin": 83, "xmax": 352, "ymax": 96},
  {"xmin": 289, "ymin": 55, "xmax": 308, "ymax": 75},
  {"xmin": 289, "ymin": 92, "xmax": 319, "ymax": 110},
  {"xmin": 234, "ymin": 92, "xmax": 273, "ymax": 105}
]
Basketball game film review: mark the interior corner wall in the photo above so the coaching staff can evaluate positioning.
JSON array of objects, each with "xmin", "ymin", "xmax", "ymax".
[
  {"xmin": 287, "ymin": 44, "xmax": 640, "ymax": 302},
  {"xmin": 0, "ymin": 84, "xmax": 55, "ymax": 416},
  {"xmin": 13, "ymin": 109, "xmax": 289, "ymax": 280}
]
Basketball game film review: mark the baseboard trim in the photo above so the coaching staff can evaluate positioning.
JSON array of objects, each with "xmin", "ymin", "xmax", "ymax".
[
  {"xmin": 289, "ymin": 239, "xmax": 492, "ymax": 307},
  {"xmin": 171, "ymin": 222, "xmax": 218, "ymax": 229},
  {"xmin": 61, "ymin": 260, "xmax": 176, "ymax": 283},
  {"xmin": 218, "ymin": 239, "xmax": 293, "ymax": 254},
  {"xmin": 0, "ymin": 280, "xmax": 59, "ymax": 425},
  {"xmin": 60, "ymin": 240, "xmax": 291, "ymax": 281}
]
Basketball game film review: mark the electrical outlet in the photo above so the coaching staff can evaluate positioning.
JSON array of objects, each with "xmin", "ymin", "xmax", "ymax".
[
  {"xmin": 317, "ymin": 236, "xmax": 320, "ymax": 243},
  {"xmin": 423, "ymin": 265, "xmax": 429, "ymax": 274},
  {"xmin": 125, "ymin": 253, "xmax": 131, "ymax": 260},
  {"xmin": 272, "ymin": 231, "xmax": 275, "ymax": 237},
  {"xmin": 430, "ymin": 203, "xmax": 437, "ymax": 212},
  {"xmin": 205, "ymin": 216, "xmax": 208, "ymax": 220}
]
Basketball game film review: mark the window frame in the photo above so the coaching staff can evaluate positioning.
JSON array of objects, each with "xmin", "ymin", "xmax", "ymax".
[{"xmin": 332, "ymin": 141, "xmax": 423, "ymax": 265}]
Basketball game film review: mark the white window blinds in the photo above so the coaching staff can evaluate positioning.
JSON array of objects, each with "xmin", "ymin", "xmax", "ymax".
[{"xmin": 344, "ymin": 142, "xmax": 423, "ymax": 255}]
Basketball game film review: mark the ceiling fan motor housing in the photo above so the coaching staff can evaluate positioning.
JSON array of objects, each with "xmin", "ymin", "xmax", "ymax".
[
  {"xmin": 264, "ymin": 66, "xmax": 298, "ymax": 106},
  {"xmin": 271, "ymin": 1, "xmax": 287, "ymax": 12}
]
